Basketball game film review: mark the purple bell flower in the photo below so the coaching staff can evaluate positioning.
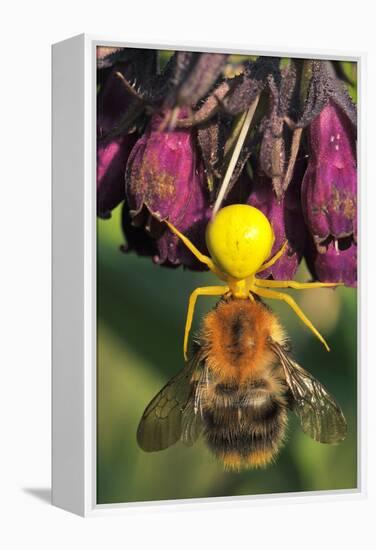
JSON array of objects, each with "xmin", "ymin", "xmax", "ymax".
[
  {"xmin": 124, "ymin": 110, "xmax": 211, "ymax": 269},
  {"xmin": 301, "ymin": 100, "xmax": 357, "ymax": 244},
  {"xmin": 302, "ymin": 101, "xmax": 357, "ymax": 285},
  {"xmin": 247, "ymin": 173, "xmax": 306, "ymax": 280},
  {"xmin": 97, "ymin": 135, "xmax": 137, "ymax": 218},
  {"xmin": 97, "ymin": 64, "xmax": 138, "ymax": 218}
]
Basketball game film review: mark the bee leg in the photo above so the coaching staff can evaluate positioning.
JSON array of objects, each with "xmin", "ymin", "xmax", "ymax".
[
  {"xmin": 251, "ymin": 285, "xmax": 330, "ymax": 352},
  {"xmin": 255, "ymin": 279, "xmax": 342, "ymax": 290},
  {"xmin": 184, "ymin": 285, "xmax": 229, "ymax": 361},
  {"xmin": 165, "ymin": 221, "xmax": 225, "ymax": 279},
  {"xmin": 256, "ymin": 241, "xmax": 288, "ymax": 273}
]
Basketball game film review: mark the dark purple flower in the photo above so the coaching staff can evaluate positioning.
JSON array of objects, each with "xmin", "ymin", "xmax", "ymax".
[
  {"xmin": 301, "ymin": 100, "xmax": 357, "ymax": 286},
  {"xmin": 305, "ymin": 239, "xmax": 357, "ymax": 288},
  {"xmin": 97, "ymin": 65, "xmax": 134, "ymax": 138},
  {"xmin": 246, "ymin": 173, "xmax": 307, "ymax": 280},
  {"xmin": 301, "ymin": 100, "xmax": 357, "ymax": 245},
  {"xmin": 97, "ymin": 135, "xmax": 137, "ymax": 218},
  {"xmin": 97, "ymin": 62, "xmax": 140, "ymax": 218},
  {"xmin": 124, "ymin": 111, "xmax": 211, "ymax": 269},
  {"xmin": 121, "ymin": 206, "xmax": 158, "ymax": 259}
]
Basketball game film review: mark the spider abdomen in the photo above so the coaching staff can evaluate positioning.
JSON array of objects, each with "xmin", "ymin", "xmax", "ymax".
[{"xmin": 205, "ymin": 204, "xmax": 275, "ymax": 279}]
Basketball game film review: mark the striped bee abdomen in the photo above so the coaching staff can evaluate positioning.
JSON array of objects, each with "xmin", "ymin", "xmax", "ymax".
[{"xmin": 202, "ymin": 386, "xmax": 288, "ymax": 469}]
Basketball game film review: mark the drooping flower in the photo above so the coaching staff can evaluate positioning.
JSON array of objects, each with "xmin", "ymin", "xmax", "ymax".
[
  {"xmin": 301, "ymin": 100, "xmax": 356, "ymax": 245},
  {"xmin": 97, "ymin": 135, "xmax": 137, "ymax": 218},
  {"xmin": 124, "ymin": 110, "xmax": 211, "ymax": 269},
  {"xmin": 246, "ymin": 172, "xmax": 307, "ymax": 280},
  {"xmin": 301, "ymin": 100, "xmax": 357, "ymax": 285},
  {"xmin": 97, "ymin": 63, "xmax": 139, "ymax": 218}
]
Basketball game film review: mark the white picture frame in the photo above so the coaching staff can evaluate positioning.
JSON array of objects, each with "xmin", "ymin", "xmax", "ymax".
[{"xmin": 52, "ymin": 34, "xmax": 365, "ymax": 517}]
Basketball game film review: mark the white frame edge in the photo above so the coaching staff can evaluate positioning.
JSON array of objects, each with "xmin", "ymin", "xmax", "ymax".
[
  {"xmin": 52, "ymin": 34, "xmax": 85, "ymax": 516},
  {"xmin": 51, "ymin": 34, "xmax": 366, "ymax": 517}
]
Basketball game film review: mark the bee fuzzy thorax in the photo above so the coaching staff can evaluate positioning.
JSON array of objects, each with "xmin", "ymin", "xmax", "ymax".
[{"xmin": 201, "ymin": 297, "xmax": 286, "ymax": 383}]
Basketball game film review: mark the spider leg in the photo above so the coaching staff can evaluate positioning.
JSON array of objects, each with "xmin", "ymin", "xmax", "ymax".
[
  {"xmin": 255, "ymin": 279, "xmax": 342, "ymax": 290},
  {"xmin": 257, "ymin": 241, "xmax": 288, "ymax": 273},
  {"xmin": 184, "ymin": 285, "xmax": 229, "ymax": 360},
  {"xmin": 251, "ymin": 285, "xmax": 330, "ymax": 351},
  {"xmin": 165, "ymin": 221, "xmax": 225, "ymax": 279}
]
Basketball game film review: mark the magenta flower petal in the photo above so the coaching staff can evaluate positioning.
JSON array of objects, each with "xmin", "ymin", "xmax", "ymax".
[
  {"xmin": 247, "ymin": 175, "xmax": 306, "ymax": 280},
  {"xmin": 97, "ymin": 61, "xmax": 140, "ymax": 218},
  {"xmin": 305, "ymin": 239, "xmax": 357, "ymax": 288},
  {"xmin": 302, "ymin": 100, "xmax": 357, "ymax": 286},
  {"xmin": 124, "ymin": 111, "xmax": 211, "ymax": 269},
  {"xmin": 97, "ymin": 135, "xmax": 137, "ymax": 218},
  {"xmin": 302, "ymin": 101, "xmax": 357, "ymax": 244},
  {"xmin": 126, "ymin": 112, "xmax": 195, "ymax": 220}
]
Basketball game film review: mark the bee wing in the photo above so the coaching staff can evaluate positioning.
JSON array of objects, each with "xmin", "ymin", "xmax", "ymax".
[
  {"xmin": 137, "ymin": 352, "xmax": 204, "ymax": 452},
  {"xmin": 181, "ymin": 398, "xmax": 204, "ymax": 446},
  {"xmin": 270, "ymin": 342, "xmax": 347, "ymax": 444}
]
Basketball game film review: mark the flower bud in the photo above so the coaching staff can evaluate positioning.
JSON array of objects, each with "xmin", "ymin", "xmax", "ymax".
[
  {"xmin": 259, "ymin": 122, "xmax": 286, "ymax": 199},
  {"xmin": 124, "ymin": 111, "xmax": 211, "ymax": 269}
]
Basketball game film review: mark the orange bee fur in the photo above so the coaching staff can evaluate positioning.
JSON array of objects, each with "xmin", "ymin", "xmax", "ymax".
[
  {"xmin": 194, "ymin": 297, "xmax": 289, "ymax": 470},
  {"xmin": 219, "ymin": 448, "xmax": 278, "ymax": 471},
  {"xmin": 202, "ymin": 298, "xmax": 286, "ymax": 384}
]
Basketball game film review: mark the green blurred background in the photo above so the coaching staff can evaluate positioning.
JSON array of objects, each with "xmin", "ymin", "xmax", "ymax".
[
  {"xmin": 97, "ymin": 209, "xmax": 357, "ymax": 505},
  {"xmin": 97, "ymin": 55, "xmax": 357, "ymax": 504}
]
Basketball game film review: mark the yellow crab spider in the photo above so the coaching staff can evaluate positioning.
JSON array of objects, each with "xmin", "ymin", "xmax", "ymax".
[{"xmin": 166, "ymin": 204, "xmax": 342, "ymax": 360}]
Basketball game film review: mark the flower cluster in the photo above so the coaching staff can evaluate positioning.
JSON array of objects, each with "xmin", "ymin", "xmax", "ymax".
[{"xmin": 97, "ymin": 49, "xmax": 357, "ymax": 286}]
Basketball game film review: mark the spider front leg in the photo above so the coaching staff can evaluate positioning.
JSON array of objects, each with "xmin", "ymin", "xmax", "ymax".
[
  {"xmin": 257, "ymin": 241, "xmax": 288, "ymax": 273},
  {"xmin": 255, "ymin": 279, "xmax": 342, "ymax": 290},
  {"xmin": 165, "ymin": 221, "xmax": 225, "ymax": 280},
  {"xmin": 251, "ymin": 285, "xmax": 330, "ymax": 352},
  {"xmin": 184, "ymin": 285, "xmax": 229, "ymax": 360}
]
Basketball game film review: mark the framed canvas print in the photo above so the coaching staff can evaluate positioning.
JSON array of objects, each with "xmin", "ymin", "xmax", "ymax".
[{"xmin": 52, "ymin": 35, "xmax": 363, "ymax": 516}]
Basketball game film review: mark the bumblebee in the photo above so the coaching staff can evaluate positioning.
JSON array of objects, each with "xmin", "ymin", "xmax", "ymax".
[
  {"xmin": 137, "ymin": 204, "xmax": 347, "ymax": 468},
  {"xmin": 137, "ymin": 296, "xmax": 347, "ymax": 468}
]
